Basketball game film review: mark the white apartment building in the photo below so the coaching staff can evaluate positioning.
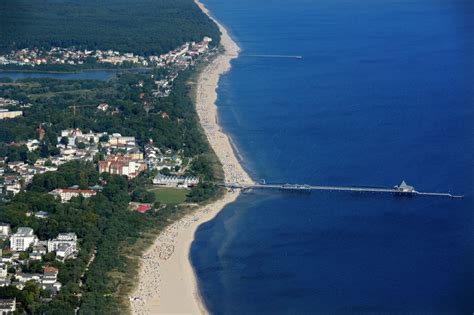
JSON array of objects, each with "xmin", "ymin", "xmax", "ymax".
[
  {"xmin": 0, "ymin": 265, "xmax": 7, "ymax": 279},
  {"xmin": 10, "ymin": 227, "xmax": 38, "ymax": 251},
  {"xmin": 48, "ymin": 233, "xmax": 78, "ymax": 260},
  {"xmin": 108, "ymin": 133, "xmax": 136, "ymax": 147},
  {"xmin": 0, "ymin": 223, "xmax": 10, "ymax": 239},
  {"xmin": 0, "ymin": 298, "xmax": 16, "ymax": 314},
  {"xmin": 152, "ymin": 174, "xmax": 199, "ymax": 188},
  {"xmin": 48, "ymin": 188, "xmax": 96, "ymax": 203}
]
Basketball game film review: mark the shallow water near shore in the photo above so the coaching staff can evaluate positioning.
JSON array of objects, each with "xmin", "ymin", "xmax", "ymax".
[{"xmin": 191, "ymin": 0, "xmax": 474, "ymax": 314}]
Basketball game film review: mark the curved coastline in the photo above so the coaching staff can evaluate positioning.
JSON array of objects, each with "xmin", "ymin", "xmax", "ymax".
[{"xmin": 130, "ymin": 1, "xmax": 252, "ymax": 314}]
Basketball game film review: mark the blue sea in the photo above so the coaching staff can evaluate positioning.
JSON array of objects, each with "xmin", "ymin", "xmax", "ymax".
[{"xmin": 191, "ymin": 0, "xmax": 474, "ymax": 314}]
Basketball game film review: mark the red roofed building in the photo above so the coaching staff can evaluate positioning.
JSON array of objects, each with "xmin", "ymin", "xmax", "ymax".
[
  {"xmin": 43, "ymin": 266, "xmax": 59, "ymax": 284},
  {"xmin": 48, "ymin": 188, "xmax": 96, "ymax": 203},
  {"xmin": 43, "ymin": 266, "xmax": 58, "ymax": 274},
  {"xmin": 136, "ymin": 204, "xmax": 152, "ymax": 213},
  {"xmin": 42, "ymin": 266, "xmax": 62, "ymax": 292},
  {"xmin": 36, "ymin": 126, "xmax": 46, "ymax": 140}
]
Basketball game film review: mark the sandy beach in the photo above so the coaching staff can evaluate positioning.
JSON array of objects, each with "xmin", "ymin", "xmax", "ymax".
[{"xmin": 130, "ymin": 1, "xmax": 252, "ymax": 314}]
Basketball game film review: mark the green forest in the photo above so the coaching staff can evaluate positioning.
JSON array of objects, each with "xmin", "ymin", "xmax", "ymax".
[{"xmin": 0, "ymin": 0, "xmax": 220, "ymax": 55}]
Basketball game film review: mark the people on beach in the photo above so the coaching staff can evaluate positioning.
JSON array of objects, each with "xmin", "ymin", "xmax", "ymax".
[{"xmin": 130, "ymin": 1, "xmax": 252, "ymax": 313}]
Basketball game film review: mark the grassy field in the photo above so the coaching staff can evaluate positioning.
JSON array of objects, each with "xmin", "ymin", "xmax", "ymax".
[{"xmin": 150, "ymin": 187, "xmax": 188, "ymax": 204}]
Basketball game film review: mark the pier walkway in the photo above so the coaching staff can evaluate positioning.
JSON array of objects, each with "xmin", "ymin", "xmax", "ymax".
[
  {"xmin": 244, "ymin": 54, "xmax": 303, "ymax": 59},
  {"xmin": 225, "ymin": 54, "xmax": 303, "ymax": 59},
  {"xmin": 223, "ymin": 181, "xmax": 464, "ymax": 199}
]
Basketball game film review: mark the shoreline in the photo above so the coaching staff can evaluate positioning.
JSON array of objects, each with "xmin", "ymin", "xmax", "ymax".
[{"xmin": 130, "ymin": 1, "xmax": 252, "ymax": 314}]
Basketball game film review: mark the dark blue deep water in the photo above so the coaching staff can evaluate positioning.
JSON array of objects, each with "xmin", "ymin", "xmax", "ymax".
[{"xmin": 191, "ymin": 0, "xmax": 474, "ymax": 314}]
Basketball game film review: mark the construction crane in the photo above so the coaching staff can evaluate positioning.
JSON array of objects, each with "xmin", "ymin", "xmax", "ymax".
[
  {"xmin": 68, "ymin": 104, "xmax": 97, "ymax": 116},
  {"xmin": 68, "ymin": 104, "xmax": 97, "ymax": 128}
]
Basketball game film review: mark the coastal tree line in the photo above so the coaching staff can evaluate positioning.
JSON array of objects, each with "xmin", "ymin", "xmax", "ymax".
[{"xmin": 0, "ymin": 0, "xmax": 220, "ymax": 56}]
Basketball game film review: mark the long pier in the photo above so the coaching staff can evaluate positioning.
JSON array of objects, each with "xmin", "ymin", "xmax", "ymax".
[
  {"xmin": 225, "ymin": 54, "xmax": 303, "ymax": 60},
  {"xmin": 224, "ymin": 181, "xmax": 464, "ymax": 199},
  {"xmin": 244, "ymin": 54, "xmax": 303, "ymax": 59}
]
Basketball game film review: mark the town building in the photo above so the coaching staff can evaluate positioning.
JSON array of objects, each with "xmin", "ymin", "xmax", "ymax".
[
  {"xmin": 42, "ymin": 266, "xmax": 62, "ymax": 294},
  {"xmin": 0, "ymin": 223, "xmax": 10, "ymax": 239},
  {"xmin": 0, "ymin": 97, "xmax": 20, "ymax": 107},
  {"xmin": 126, "ymin": 147, "xmax": 144, "ymax": 160},
  {"xmin": 0, "ymin": 265, "xmax": 7, "ymax": 279},
  {"xmin": 0, "ymin": 110, "xmax": 22, "ymax": 120},
  {"xmin": 47, "ymin": 233, "xmax": 78, "ymax": 260},
  {"xmin": 97, "ymin": 103, "xmax": 109, "ymax": 111},
  {"xmin": 3, "ymin": 176, "xmax": 22, "ymax": 195},
  {"xmin": 30, "ymin": 245, "xmax": 47, "ymax": 260},
  {"xmin": 10, "ymin": 227, "xmax": 38, "ymax": 251},
  {"xmin": 108, "ymin": 133, "xmax": 136, "ymax": 147},
  {"xmin": 136, "ymin": 204, "xmax": 152, "ymax": 213},
  {"xmin": 0, "ymin": 298, "xmax": 16, "ymax": 314},
  {"xmin": 152, "ymin": 174, "xmax": 199, "ymax": 188},
  {"xmin": 144, "ymin": 143, "xmax": 163, "ymax": 168},
  {"xmin": 42, "ymin": 266, "xmax": 58, "ymax": 283},
  {"xmin": 34, "ymin": 211, "xmax": 49, "ymax": 219},
  {"xmin": 99, "ymin": 156, "xmax": 147, "ymax": 179},
  {"xmin": 48, "ymin": 188, "xmax": 96, "ymax": 203},
  {"xmin": 15, "ymin": 273, "xmax": 41, "ymax": 284},
  {"xmin": 26, "ymin": 139, "xmax": 41, "ymax": 152}
]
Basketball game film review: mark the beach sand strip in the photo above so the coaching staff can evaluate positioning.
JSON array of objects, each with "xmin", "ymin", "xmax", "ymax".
[{"xmin": 130, "ymin": 1, "xmax": 252, "ymax": 314}]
